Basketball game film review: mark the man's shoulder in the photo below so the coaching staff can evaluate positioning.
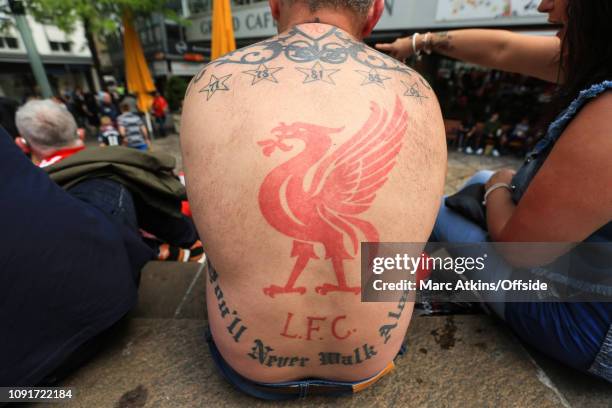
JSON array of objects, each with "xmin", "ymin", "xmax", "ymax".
[{"xmin": 185, "ymin": 47, "xmax": 431, "ymax": 104}]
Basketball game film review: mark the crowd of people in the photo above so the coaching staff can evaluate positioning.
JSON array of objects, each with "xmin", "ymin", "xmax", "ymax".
[
  {"xmin": 1, "ymin": 86, "xmax": 170, "ymax": 153},
  {"xmin": 1, "ymin": 0, "xmax": 611, "ymax": 401},
  {"xmin": 434, "ymin": 68, "xmax": 555, "ymax": 157}
]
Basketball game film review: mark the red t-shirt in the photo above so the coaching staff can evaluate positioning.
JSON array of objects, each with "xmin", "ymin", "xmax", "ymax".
[{"xmin": 152, "ymin": 96, "xmax": 169, "ymax": 118}]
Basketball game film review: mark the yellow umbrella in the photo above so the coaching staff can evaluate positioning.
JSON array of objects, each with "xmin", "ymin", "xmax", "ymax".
[
  {"xmin": 211, "ymin": 0, "xmax": 237, "ymax": 60},
  {"xmin": 123, "ymin": 10, "xmax": 156, "ymax": 113}
]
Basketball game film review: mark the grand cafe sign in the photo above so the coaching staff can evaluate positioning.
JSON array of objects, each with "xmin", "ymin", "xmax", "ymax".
[{"xmin": 186, "ymin": 0, "xmax": 402, "ymax": 42}]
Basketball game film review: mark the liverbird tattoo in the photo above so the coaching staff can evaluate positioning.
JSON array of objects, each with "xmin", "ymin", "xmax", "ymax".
[{"xmin": 258, "ymin": 97, "xmax": 408, "ymax": 298}]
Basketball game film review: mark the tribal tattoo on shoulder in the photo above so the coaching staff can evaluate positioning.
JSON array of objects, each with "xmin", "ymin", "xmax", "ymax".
[
  {"xmin": 212, "ymin": 26, "xmax": 413, "ymax": 74},
  {"xmin": 188, "ymin": 26, "xmax": 419, "ymax": 100}
]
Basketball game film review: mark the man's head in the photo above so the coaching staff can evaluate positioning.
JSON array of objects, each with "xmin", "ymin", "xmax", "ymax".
[
  {"xmin": 120, "ymin": 102, "xmax": 131, "ymax": 113},
  {"xmin": 15, "ymin": 99, "xmax": 81, "ymax": 159},
  {"xmin": 269, "ymin": 0, "xmax": 384, "ymax": 38},
  {"xmin": 100, "ymin": 116, "xmax": 112, "ymax": 127},
  {"xmin": 101, "ymin": 92, "xmax": 112, "ymax": 105}
]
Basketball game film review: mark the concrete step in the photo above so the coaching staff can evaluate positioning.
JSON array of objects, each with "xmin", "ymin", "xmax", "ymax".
[
  {"xmin": 49, "ymin": 316, "xmax": 583, "ymax": 407},
  {"xmin": 40, "ymin": 261, "xmax": 611, "ymax": 407}
]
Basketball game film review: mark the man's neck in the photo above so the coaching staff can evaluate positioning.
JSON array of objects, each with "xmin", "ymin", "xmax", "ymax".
[
  {"xmin": 281, "ymin": 7, "xmax": 362, "ymax": 39},
  {"xmin": 33, "ymin": 141, "xmax": 84, "ymax": 163}
]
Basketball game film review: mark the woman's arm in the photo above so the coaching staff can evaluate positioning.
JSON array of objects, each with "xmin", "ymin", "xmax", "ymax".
[
  {"xmin": 376, "ymin": 29, "xmax": 562, "ymax": 83},
  {"xmin": 482, "ymin": 94, "xmax": 612, "ymax": 267},
  {"xmin": 488, "ymin": 93, "xmax": 612, "ymax": 244}
]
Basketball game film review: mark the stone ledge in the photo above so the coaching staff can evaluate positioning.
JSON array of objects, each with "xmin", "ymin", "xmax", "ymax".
[{"xmin": 48, "ymin": 316, "xmax": 572, "ymax": 407}]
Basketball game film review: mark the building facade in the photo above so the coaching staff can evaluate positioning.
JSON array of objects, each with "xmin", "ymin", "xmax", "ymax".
[
  {"xmin": 183, "ymin": 0, "xmax": 550, "ymax": 47},
  {"xmin": 0, "ymin": 12, "xmax": 94, "ymax": 101}
]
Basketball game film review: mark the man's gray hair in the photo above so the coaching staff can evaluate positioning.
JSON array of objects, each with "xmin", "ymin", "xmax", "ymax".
[
  {"xmin": 287, "ymin": 0, "xmax": 374, "ymax": 15},
  {"xmin": 15, "ymin": 99, "xmax": 78, "ymax": 149}
]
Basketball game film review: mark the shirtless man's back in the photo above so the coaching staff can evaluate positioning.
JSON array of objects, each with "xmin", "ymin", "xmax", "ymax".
[{"xmin": 181, "ymin": 0, "xmax": 446, "ymax": 395}]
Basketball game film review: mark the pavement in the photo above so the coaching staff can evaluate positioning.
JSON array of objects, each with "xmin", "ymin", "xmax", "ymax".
[{"xmin": 43, "ymin": 135, "xmax": 611, "ymax": 407}]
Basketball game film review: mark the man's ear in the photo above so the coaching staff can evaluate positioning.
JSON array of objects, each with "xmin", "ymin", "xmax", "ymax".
[
  {"xmin": 15, "ymin": 137, "xmax": 31, "ymax": 154},
  {"xmin": 361, "ymin": 0, "xmax": 384, "ymax": 38},
  {"xmin": 269, "ymin": 0, "xmax": 281, "ymax": 21}
]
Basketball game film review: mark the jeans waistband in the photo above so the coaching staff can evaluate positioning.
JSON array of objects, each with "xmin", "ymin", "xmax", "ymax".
[{"xmin": 204, "ymin": 326, "xmax": 401, "ymax": 400}]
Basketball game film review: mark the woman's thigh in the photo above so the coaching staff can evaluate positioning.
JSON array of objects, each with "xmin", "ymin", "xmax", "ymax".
[
  {"xmin": 430, "ymin": 170, "xmax": 509, "ymax": 316},
  {"xmin": 431, "ymin": 170, "xmax": 494, "ymax": 244}
]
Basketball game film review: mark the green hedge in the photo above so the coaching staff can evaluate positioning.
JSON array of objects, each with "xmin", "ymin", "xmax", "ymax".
[{"xmin": 165, "ymin": 76, "xmax": 189, "ymax": 112}]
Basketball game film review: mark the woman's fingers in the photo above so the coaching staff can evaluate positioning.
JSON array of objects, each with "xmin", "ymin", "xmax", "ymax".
[
  {"xmin": 375, "ymin": 43, "xmax": 393, "ymax": 51},
  {"xmin": 376, "ymin": 37, "xmax": 414, "ymax": 62}
]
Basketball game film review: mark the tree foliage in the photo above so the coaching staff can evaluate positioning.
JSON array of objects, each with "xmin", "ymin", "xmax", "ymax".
[
  {"xmin": 24, "ymin": 0, "xmax": 184, "ymax": 35},
  {"xmin": 165, "ymin": 76, "xmax": 189, "ymax": 112}
]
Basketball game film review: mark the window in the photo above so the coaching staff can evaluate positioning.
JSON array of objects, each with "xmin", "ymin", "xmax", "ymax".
[
  {"xmin": 188, "ymin": 0, "xmax": 211, "ymax": 14},
  {"xmin": 0, "ymin": 37, "xmax": 19, "ymax": 49},
  {"xmin": 49, "ymin": 41, "xmax": 72, "ymax": 52},
  {"xmin": 233, "ymin": 0, "xmax": 267, "ymax": 5}
]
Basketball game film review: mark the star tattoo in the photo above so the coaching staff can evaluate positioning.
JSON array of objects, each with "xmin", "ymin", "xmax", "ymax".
[
  {"xmin": 243, "ymin": 64, "xmax": 283, "ymax": 85},
  {"xmin": 296, "ymin": 62, "xmax": 340, "ymax": 85},
  {"xmin": 355, "ymin": 68, "xmax": 391, "ymax": 88},
  {"xmin": 199, "ymin": 74, "xmax": 231, "ymax": 101},
  {"xmin": 401, "ymin": 81, "xmax": 428, "ymax": 103}
]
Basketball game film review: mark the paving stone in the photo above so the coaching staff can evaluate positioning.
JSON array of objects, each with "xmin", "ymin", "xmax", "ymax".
[
  {"xmin": 525, "ymin": 346, "xmax": 612, "ymax": 408},
  {"xmin": 132, "ymin": 261, "xmax": 204, "ymax": 319},
  {"xmin": 48, "ymin": 316, "xmax": 569, "ymax": 407}
]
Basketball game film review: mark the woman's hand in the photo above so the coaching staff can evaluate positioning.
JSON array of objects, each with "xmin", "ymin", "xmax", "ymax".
[
  {"xmin": 375, "ymin": 37, "xmax": 414, "ymax": 62},
  {"xmin": 485, "ymin": 169, "xmax": 516, "ymax": 190}
]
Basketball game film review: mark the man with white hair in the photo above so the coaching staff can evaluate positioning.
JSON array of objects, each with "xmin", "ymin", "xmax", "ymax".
[
  {"xmin": 14, "ymin": 99, "xmax": 202, "ymax": 261},
  {"xmin": 181, "ymin": 0, "xmax": 446, "ymax": 399},
  {"xmin": 2, "ymin": 98, "xmax": 203, "ymax": 385},
  {"xmin": 0, "ymin": 122, "xmax": 153, "ymax": 386},
  {"xmin": 15, "ymin": 99, "xmax": 85, "ymax": 167}
]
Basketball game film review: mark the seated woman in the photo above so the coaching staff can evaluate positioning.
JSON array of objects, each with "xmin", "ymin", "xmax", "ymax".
[{"xmin": 378, "ymin": 0, "xmax": 612, "ymax": 382}]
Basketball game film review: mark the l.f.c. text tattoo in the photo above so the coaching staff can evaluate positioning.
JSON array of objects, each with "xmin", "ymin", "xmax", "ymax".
[
  {"xmin": 257, "ymin": 98, "xmax": 408, "ymax": 298},
  {"xmin": 208, "ymin": 263, "xmax": 248, "ymax": 342},
  {"xmin": 247, "ymin": 339, "xmax": 310, "ymax": 368},
  {"xmin": 378, "ymin": 288, "xmax": 409, "ymax": 344},
  {"xmin": 280, "ymin": 312, "xmax": 357, "ymax": 341},
  {"xmin": 319, "ymin": 344, "xmax": 378, "ymax": 365}
]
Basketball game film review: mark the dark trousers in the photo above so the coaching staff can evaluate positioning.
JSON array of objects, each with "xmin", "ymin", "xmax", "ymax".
[
  {"xmin": 37, "ymin": 179, "xmax": 156, "ymax": 385},
  {"xmin": 67, "ymin": 178, "xmax": 156, "ymax": 279},
  {"xmin": 155, "ymin": 115, "xmax": 167, "ymax": 137}
]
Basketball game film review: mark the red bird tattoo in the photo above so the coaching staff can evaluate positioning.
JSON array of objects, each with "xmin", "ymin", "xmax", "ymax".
[{"xmin": 258, "ymin": 97, "xmax": 408, "ymax": 298}]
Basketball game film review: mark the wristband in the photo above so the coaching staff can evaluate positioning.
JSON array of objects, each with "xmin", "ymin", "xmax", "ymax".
[
  {"xmin": 482, "ymin": 183, "xmax": 514, "ymax": 205},
  {"xmin": 423, "ymin": 32, "xmax": 433, "ymax": 55},
  {"xmin": 412, "ymin": 32, "xmax": 422, "ymax": 57}
]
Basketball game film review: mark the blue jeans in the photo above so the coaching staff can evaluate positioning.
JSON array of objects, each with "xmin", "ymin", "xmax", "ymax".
[
  {"xmin": 430, "ymin": 170, "xmax": 508, "ymax": 318},
  {"xmin": 430, "ymin": 171, "xmax": 612, "ymax": 378},
  {"xmin": 128, "ymin": 143, "xmax": 149, "ymax": 151},
  {"xmin": 67, "ymin": 178, "xmax": 155, "ymax": 279}
]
